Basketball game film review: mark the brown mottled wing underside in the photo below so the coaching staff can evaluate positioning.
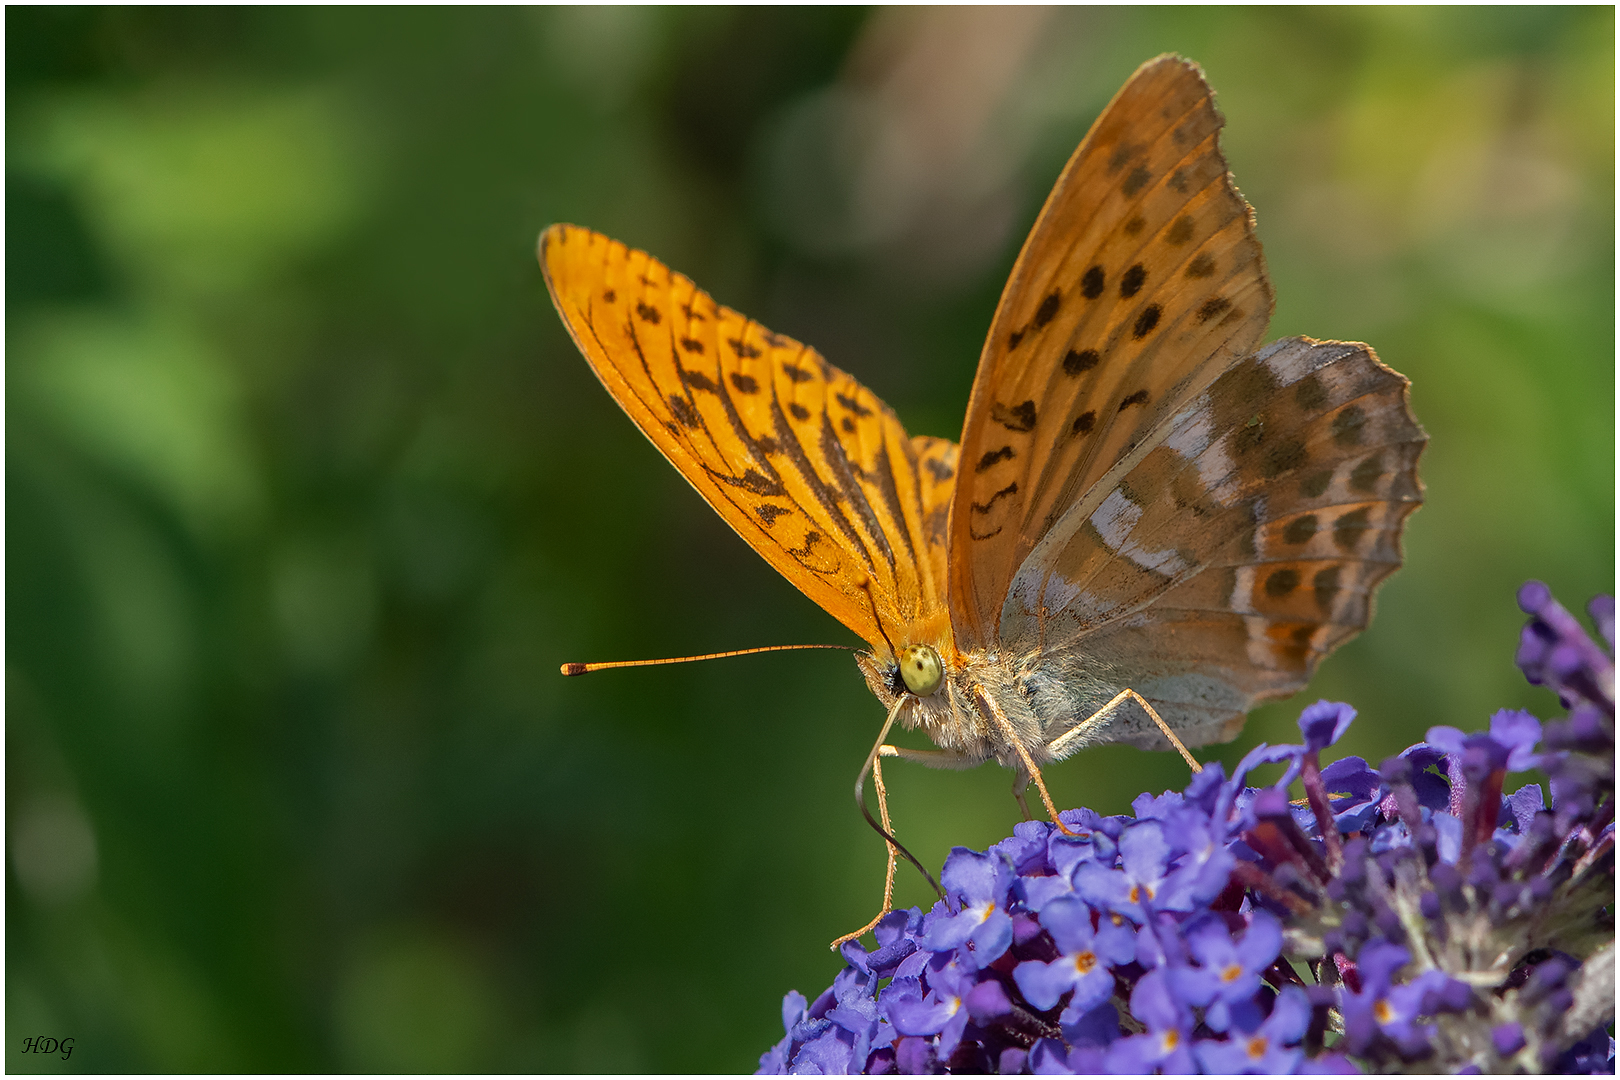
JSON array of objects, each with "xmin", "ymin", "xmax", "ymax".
[
  {"xmin": 540, "ymin": 224, "xmax": 951, "ymax": 653},
  {"xmin": 1008, "ymin": 338, "xmax": 1426, "ymax": 750},
  {"xmin": 949, "ymin": 55, "xmax": 1273, "ymax": 648}
]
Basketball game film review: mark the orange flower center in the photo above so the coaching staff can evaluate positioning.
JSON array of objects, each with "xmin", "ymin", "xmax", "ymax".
[
  {"xmin": 1162, "ymin": 1029, "xmax": 1180, "ymax": 1051},
  {"xmin": 1247, "ymin": 1036, "xmax": 1269, "ymax": 1059},
  {"xmin": 1374, "ymin": 998, "xmax": 1393, "ymax": 1024},
  {"xmin": 1073, "ymin": 950, "xmax": 1097, "ymax": 974},
  {"xmin": 1128, "ymin": 883, "xmax": 1156, "ymax": 903},
  {"xmin": 1222, "ymin": 963, "xmax": 1244, "ymax": 983}
]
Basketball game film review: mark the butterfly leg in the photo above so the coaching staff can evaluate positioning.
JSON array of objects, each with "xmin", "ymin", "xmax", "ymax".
[
  {"xmin": 831, "ymin": 696, "xmax": 944, "ymax": 950},
  {"xmin": 831, "ymin": 752, "xmax": 900, "ymax": 950},
  {"xmin": 1011, "ymin": 773, "xmax": 1036, "ymax": 822},
  {"xmin": 969, "ymin": 685, "xmax": 1080, "ymax": 836},
  {"xmin": 1046, "ymin": 688, "xmax": 1203, "ymax": 774}
]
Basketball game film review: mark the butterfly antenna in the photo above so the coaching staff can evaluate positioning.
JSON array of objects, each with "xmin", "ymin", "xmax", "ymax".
[{"xmin": 560, "ymin": 643, "xmax": 852, "ymax": 676}]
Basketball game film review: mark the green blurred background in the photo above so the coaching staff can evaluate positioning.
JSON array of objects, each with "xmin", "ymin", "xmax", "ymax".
[{"xmin": 6, "ymin": 7, "xmax": 1612, "ymax": 1072}]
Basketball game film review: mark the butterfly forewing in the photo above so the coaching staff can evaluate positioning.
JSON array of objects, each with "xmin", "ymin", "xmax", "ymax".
[
  {"xmin": 545, "ymin": 53, "xmax": 1427, "ymax": 836},
  {"xmin": 910, "ymin": 435, "xmax": 961, "ymax": 624},
  {"xmin": 949, "ymin": 55, "xmax": 1273, "ymax": 647},
  {"xmin": 541, "ymin": 224, "xmax": 949, "ymax": 651}
]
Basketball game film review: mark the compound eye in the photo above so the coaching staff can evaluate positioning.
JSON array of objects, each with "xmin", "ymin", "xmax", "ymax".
[{"xmin": 898, "ymin": 644, "xmax": 943, "ymax": 697}]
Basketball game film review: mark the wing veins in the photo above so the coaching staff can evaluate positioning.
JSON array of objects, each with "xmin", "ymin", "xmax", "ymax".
[{"xmin": 766, "ymin": 378, "xmax": 877, "ymax": 577}]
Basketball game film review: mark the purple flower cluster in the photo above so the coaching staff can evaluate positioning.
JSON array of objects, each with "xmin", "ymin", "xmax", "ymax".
[{"xmin": 761, "ymin": 584, "xmax": 1614, "ymax": 1074}]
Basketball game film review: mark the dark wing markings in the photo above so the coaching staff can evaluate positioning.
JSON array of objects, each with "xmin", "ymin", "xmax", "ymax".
[
  {"xmin": 768, "ymin": 396, "xmax": 875, "ymax": 575},
  {"xmin": 818, "ymin": 413, "xmax": 896, "ymax": 574},
  {"xmin": 1015, "ymin": 94, "xmax": 1239, "ymax": 539}
]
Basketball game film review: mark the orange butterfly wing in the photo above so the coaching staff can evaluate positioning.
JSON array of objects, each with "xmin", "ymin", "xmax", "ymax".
[
  {"xmin": 948, "ymin": 55, "xmax": 1273, "ymax": 647},
  {"xmin": 540, "ymin": 224, "xmax": 954, "ymax": 654}
]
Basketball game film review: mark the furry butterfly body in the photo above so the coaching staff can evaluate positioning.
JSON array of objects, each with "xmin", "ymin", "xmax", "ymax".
[{"xmin": 542, "ymin": 56, "xmax": 1425, "ymax": 899}]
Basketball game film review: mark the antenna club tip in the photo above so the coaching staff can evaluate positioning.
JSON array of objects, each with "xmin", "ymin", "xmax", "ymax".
[{"xmin": 560, "ymin": 662, "xmax": 588, "ymax": 676}]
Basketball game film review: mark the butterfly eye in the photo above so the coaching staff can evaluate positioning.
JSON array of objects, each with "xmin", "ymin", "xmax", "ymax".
[{"xmin": 898, "ymin": 644, "xmax": 943, "ymax": 697}]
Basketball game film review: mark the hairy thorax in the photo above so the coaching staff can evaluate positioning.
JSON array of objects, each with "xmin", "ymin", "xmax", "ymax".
[{"xmin": 855, "ymin": 642, "xmax": 1183, "ymax": 772}]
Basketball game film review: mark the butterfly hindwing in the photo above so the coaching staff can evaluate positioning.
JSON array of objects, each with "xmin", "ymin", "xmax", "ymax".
[
  {"xmin": 949, "ymin": 55, "xmax": 1273, "ymax": 648},
  {"xmin": 1007, "ymin": 338, "xmax": 1426, "ymax": 751},
  {"xmin": 540, "ymin": 224, "xmax": 948, "ymax": 651}
]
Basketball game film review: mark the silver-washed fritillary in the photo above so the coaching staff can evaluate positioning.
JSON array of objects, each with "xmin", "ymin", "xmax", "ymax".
[{"xmin": 542, "ymin": 55, "xmax": 1426, "ymax": 942}]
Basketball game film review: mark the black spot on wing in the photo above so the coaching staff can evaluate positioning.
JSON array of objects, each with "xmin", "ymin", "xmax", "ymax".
[
  {"xmin": 924, "ymin": 457, "xmax": 954, "ymax": 481},
  {"xmin": 971, "ymin": 482, "xmax": 1018, "ymax": 515},
  {"xmin": 1196, "ymin": 297, "xmax": 1231, "ymax": 323},
  {"xmin": 841, "ymin": 416, "xmax": 856, "ymax": 434},
  {"xmin": 1294, "ymin": 374, "xmax": 1327, "ymax": 410},
  {"xmin": 1063, "ymin": 349, "xmax": 1099, "ymax": 376},
  {"xmin": 976, "ymin": 446, "xmax": 1015, "ymax": 472},
  {"xmin": 781, "ymin": 364, "xmax": 814, "ymax": 384},
  {"xmin": 1008, "ymin": 328, "xmax": 1026, "ymax": 349},
  {"xmin": 1350, "ymin": 454, "xmax": 1385, "ymax": 494},
  {"xmin": 1081, "ymin": 266, "xmax": 1105, "ymax": 299},
  {"xmin": 703, "ymin": 465, "xmax": 785, "ymax": 497},
  {"xmin": 1333, "ymin": 508, "xmax": 1370, "ymax": 550},
  {"xmin": 756, "ymin": 504, "xmax": 790, "ymax": 527},
  {"xmin": 1124, "ymin": 215, "xmax": 1145, "ymax": 236},
  {"xmin": 1313, "ymin": 565, "xmax": 1340, "ymax": 613},
  {"xmin": 992, "ymin": 400, "xmax": 1037, "ymax": 432},
  {"xmin": 729, "ymin": 372, "xmax": 759, "ymax": 394},
  {"xmin": 1300, "ymin": 470, "xmax": 1332, "ymax": 499},
  {"xmin": 636, "ymin": 301, "xmax": 661, "ymax": 324},
  {"xmin": 1265, "ymin": 568, "xmax": 1300, "ymax": 597},
  {"xmin": 788, "ymin": 403, "xmax": 811, "ymax": 421},
  {"xmin": 728, "ymin": 338, "xmax": 761, "ymax": 359},
  {"xmin": 603, "ymin": 289, "xmax": 616, "ymax": 302},
  {"xmin": 1122, "ymin": 165, "xmax": 1151, "ymax": 197},
  {"xmin": 1071, "ymin": 411, "xmax": 1096, "ymax": 436},
  {"xmin": 1119, "ymin": 390, "xmax": 1150, "ymax": 411},
  {"xmin": 1333, "ymin": 405, "xmax": 1367, "ymax": 446},
  {"xmin": 1185, "ymin": 254, "xmax": 1215, "ymax": 279},
  {"xmin": 1262, "ymin": 439, "xmax": 1309, "ymax": 479},
  {"xmin": 1120, "ymin": 264, "xmax": 1146, "ymax": 298},
  {"xmin": 1282, "ymin": 515, "xmax": 1318, "ymax": 545},
  {"xmin": 835, "ymin": 393, "xmax": 872, "ymax": 418},
  {"xmin": 1034, "ymin": 292, "xmax": 1061, "ymax": 328},
  {"xmin": 680, "ymin": 369, "xmax": 718, "ymax": 393},
  {"xmin": 1133, "ymin": 305, "xmax": 1161, "ymax": 338},
  {"xmin": 1166, "ymin": 216, "xmax": 1195, "ymax": 245},
  {"xmin": 1208, "ymin": 359, "xmax": 1281, "ymax": 418}
]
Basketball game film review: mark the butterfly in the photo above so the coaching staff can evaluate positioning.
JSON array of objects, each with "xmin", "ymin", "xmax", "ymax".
[{"xmin": 541, "ymin": 55, "xmax": 1425, "ymax": 941}]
